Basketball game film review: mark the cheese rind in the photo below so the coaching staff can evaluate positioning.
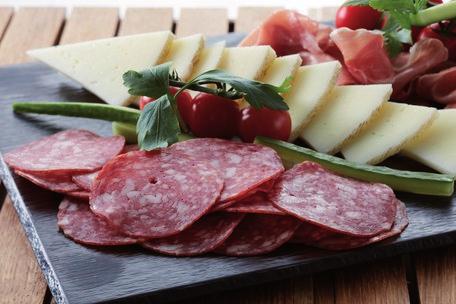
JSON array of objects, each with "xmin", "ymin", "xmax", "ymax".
[
  {"xmin": 28, "ymin": 31, "xmax": 174, "ymax": 106},
  {"xmin": 403, "ymin": 109, "xmax": 456, "ymax": 175},
  {"xmin": 218, "ymin": 46, "xmax": 277, "ymax": 80},
  {"xmin": 190, "ymin": 41, "xmax": 225, "ymax": 78},
  {"xmin": 300, "ymin": 84, "xmax": 392, "ymax": 154},
  {"xmin": 285, "ymin": 61, "xmax": 341, "ymax": 140},
  {"xmin": 341, "ymin": 102, "xmax": 438, "ymax": 164},
  {"xmin": 164, "ymin": 34, "xmax": 204, "ymax": 81}
]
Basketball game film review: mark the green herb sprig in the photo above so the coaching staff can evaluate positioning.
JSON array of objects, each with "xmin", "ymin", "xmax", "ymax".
[{"xmin": 123, "ymin": 62, "xmax": 290, "ymax": 151}]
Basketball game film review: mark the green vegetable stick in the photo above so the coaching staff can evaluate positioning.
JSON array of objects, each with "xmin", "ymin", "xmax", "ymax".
[
  {"xmin": 410, "ymin": 1, "xmax": 456, "ymax": 26},
  {"xmin": 255, "ymin": 136, "xmax": 454, "ymax": 196},
  {"xmin": 13, "ymin": 102, "xmax": 140, "ymax": 124}
]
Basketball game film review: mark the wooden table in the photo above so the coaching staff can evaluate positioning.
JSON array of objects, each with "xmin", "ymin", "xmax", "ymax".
[{"xmin": 0, "ymin": 6, "xmax": 455, "ymax": 304}]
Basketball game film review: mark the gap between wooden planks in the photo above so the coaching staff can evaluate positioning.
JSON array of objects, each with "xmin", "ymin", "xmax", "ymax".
[{"xmin": 0, "ymin": 5, "xmax": 435, "ymax": 304}]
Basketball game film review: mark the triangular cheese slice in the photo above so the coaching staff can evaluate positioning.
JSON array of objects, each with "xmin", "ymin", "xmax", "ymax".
[
  {"xmin": 341, "ymin": 102, "xmax": 437, "ymax": 164},
  {"xmin": 164, "ymin": 34, "xmax": 204, "ymax": 81},
  {"xmin": 285, "ymin": 61, "xmax": 341, "ymax": 140},
  {"xmin": 190, "ymin": 41, "xmax": 225, "ymax": 79},
  {"xmin": 301, "ymin": 84, "xmax": 392, "ymax": 154},
  {"xmin": 28, "ymin": 31, "xmax": 174, "ymax": 106},
  {"xmin": 260, "ymin": 54, "xmax": 302, "ymax": 87},
  {"xmin": 403, "ymin": 109, "xmax": 456, "ymax": 175}
]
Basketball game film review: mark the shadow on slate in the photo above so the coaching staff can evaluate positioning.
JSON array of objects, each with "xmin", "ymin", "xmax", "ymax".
[{"xmin": 0, "ymin": 33, "xmax": 456, "ymax": 304}]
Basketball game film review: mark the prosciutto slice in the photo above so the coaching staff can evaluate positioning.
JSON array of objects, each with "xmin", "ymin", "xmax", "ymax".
[
  {"xmin": 240, "ymin": 9, "xmax": 334, "ymax": 64},
  {"xmin": 416, "ymin": 66, "xmax": 456, "ymax": 105},
  {"xmin": 330, "ymin": 28, "xmax": 395, "ymax": 84}
]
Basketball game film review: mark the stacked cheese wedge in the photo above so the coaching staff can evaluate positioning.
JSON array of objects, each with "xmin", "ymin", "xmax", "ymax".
[{"xmin": 28, "ymin": 31, "xmax": 456, "ymax": 176}]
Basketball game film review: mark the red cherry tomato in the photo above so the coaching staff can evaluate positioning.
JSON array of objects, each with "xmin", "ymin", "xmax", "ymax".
[
  {"xmin": 139, "ymin": 87, "xmax": 194, "ymax": 126},
  {"xmin": 335, "ymin": 4, "xmax": 382, "ymax": 30},
  {"xmin": 188, "ymin": 93, "xmax": 240, "ymax": 139},
  {"xmin": 238, "ymin": 107, "xmax": 291, "ymax": 143},
  {"xmin": 418, "ymin": 22, "xmax": 456, "ymax": 60}
]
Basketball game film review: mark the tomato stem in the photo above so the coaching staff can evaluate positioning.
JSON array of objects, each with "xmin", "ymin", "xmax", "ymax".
[{"xmin": 410, "ymin": 1, "xmax": 456, "ymax": 26}]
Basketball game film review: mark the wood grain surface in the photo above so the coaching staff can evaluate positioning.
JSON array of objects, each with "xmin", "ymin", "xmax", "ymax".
[
  {"xmin": 0, "ymin": 5, "xmax": 452, "ymax": 304},
  {"xmin": 0, "ymin": 8, "xmax": 64, "ymax": 65},
  {"xmin": 59, "ymin": 7, "xmax": 119, "ymax": 44},
  {"xmin": 119, "ymin": 8, "xmax": 173, "ymax": 36},
  {"xmin": 176, "ymin": 8, "xmax": 229, "ymax": 37}
]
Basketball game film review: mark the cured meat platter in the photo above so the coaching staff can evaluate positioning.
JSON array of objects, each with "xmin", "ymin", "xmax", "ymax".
[{"xmin": 1, "ymin": 34, "xmax": 456, "ymax": 304}]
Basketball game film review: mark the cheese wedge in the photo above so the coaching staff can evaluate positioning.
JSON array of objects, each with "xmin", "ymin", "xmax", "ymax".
[
  {"xmin": 190, "ymin": 41, "xmax": 225, "ymax": 78},
  {"xmin": 164, "ymin": 34, "xmax": 204, "ymax": 81},
  {"xmin": 301, "ymin": 84, "xmax": 392, "ymax": 154},
  {"xmin": 218, "ymin": 46, "xmax": 276, "ymax": 80},
  {"xmin": 28, "ymin": 31, "xmax": 174, "ymax": 106},
  {"xmin": 285, "ymin": 61, "xmax": 341, "ymax": 140},
  {"xmin": 403, "ymin": 109, "xmax": 456, "ymax": 175},
  {"xmin": 341, "ymin": 102, "xmax": 438, "ymax": 164},
  {"xmin": 260, "ymin": 54, "xmax": 301, "ymax": 87}
]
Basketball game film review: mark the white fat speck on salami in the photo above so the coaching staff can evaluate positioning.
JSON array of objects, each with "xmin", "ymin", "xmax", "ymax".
[
  {"xmin": 5, "ymin": 129, "xmax": 125, "ymax": 174},
  {"xmin": 225, "ymin": 193, "xmax": 285, "ymax": 215},
  {"xmin": 171, "ymin": 138, "xmax": 284, "ymax": 203},
  {"xmin": 143, "ymin": 213, "xmax": 244, "ymax": 256},
  {"xmin": 90, "ymin": 149, "xmax": 224, "ymax": 239},
  {"xmin": 269, "ymin": 162, "xmax": 397, "ymax": 237},
  {"xmin": 293, "ymin": 199, "xmax": 408, "ymax": 250},
  {"xmin": 72, "ymin": 171, "xmax": 98, "ymax": 191},
  {"xmin": 58, "ymin": 197, "xmax": 137, "ymax": 246},
  {"xmin": 215, "ymin": 214, "xmax": 301, "ymax": 256},
  {"xmin": 15, "ymin": 170, "xmax": 81, "ymax": 193}
]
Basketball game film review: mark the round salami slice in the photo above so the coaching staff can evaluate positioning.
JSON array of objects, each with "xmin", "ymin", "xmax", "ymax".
[
  {"xmin": 15, "ymin": 170, "xmax": 80, "ymax": 193},
  {"xmin": 58, "ymin": 197, "xmax": 137, "ymax": 246},
  {"xmin": 225, "ymin": 193, "xmax": 285, "ymax": 215},
  {"xmin": 5, "ymin": 129, "xmax": 125, "ymax": 174},
  {"xmin": 269, "ymin": 162, "xmax": 397, "ymax": 237},
  {"xmin": 143, "ymin": 213, "xmax": 244, "ymax": 256},
  {"xmin": 171, "ymin": 138, "xmax": 284, "ymax": 202},
  {"xmin": 215, "ymin": 214, "xmax": 301, "ymax": 256},
  {"xmin": 293, "ymin": 199, "xmax": 408, "ymax": 250},
  {"xmin": 72, "ymin": 171, "xmax": 98, "ymax": 191},
  {"xmin": 90, "ymin": 149, "xmax": 224, "ymax": 239}
]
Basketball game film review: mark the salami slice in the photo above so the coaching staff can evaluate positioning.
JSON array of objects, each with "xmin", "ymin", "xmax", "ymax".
[
  {"xmin": 67, "ymin": 191, "xmax": 91, "ymax": 199},
  {"xmin": 143, "ymin": 213, "xmax": 244, "ymax": 256},
  {"xmin": 72, "ymin": 171, "xmax": 98, "ymax": 191},
  {"xmin": 5, "ymin": 129, "xmax": 125, "ymax": 174},
  {"xmin": 293, "ymin": 199, "xmax": 408, "ymax": 250},
  {"xmin": 225, "ymin": 193, "xmax": 285, "ymax": 215},
  {"xmin": 58, "ymin": 197, "xmax": 137, "ymax": 246},
  {"xmin": 122, "ymin": 144, "xmax": 139, "ymax": 153},
  {"xmin": 269, "ymin": 162, "xmax": 397, "ymax": 237},
  {"xmin": 15, "ymin": 170, "xmax": 80, "ymax": 193},
  {"xmin": 215, "ymin": 214, "xmax": 301, "ymax": 256},
  {"xmin": 171, "ymin": 138, "xmax": 284, "ymax": 202},
  {"xmin": 90, "ymin": 149, "xmax": 224, "ymax": 238}
]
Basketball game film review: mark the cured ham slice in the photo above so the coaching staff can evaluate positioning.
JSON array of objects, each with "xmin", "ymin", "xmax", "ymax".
[
  {"xmin": 416, "ymin": 66, "xmax": 456, "ymax": 105},
  {"xmin": 330, "ymin": 28, "xmax": 395, "ymax": 84},
  {"xmin": 240, "ymin": 9, "xmax": 334, "ymax": 64},
  {"xmin": 393, "ymin": 38, "xmax": 448, "ymax": 100}
]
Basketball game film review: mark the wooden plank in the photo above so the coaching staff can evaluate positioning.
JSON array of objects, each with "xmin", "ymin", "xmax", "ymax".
[
  {"xmin": 59, "ymin": 7, "xmax": 119, "ymax": 44},
  {"xmin": 0, "ymin": 199, "xmax": 47, "ymax": 304},
  {"xmin": 0, "ymin": 7, "xmax": 13, "ymax": 41},
  {"xmin": 313, "ymin": 272, "xmax": 335, "ymax": 304},
  {"xmin": 415, "ymin": 246, "xmax": 456, "ymax": 304},
  {"xmin": 335, "ymin": 258, "xmax": 409, "ymax": 304},
  {"xmin": 235, "ymin": 7, "xmax": 280, "ymax": 33},
  {"xmin": 118, "ymin": 8, "xmax": 173, "ymax": 36},
  {"xmin": 176, "ymin": 8, "xmax": 228, "ymax": 37},
  {"xmin": 0, "ymin": 7, "xmax": 64, "ymax": 65}
]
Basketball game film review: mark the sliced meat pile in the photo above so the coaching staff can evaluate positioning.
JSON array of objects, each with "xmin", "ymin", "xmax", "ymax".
[{"xmin": 5, "ymin": 131, "xmax": 408, "ymax": 256}]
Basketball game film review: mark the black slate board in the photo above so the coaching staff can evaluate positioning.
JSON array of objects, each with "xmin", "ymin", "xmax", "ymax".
[{"xmin": 1, "ymin": 34, "xmax": 456, "ymax": 304}]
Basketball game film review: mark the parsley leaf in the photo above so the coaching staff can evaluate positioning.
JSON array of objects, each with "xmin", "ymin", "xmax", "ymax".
[
  {"xmin": 123, "ymin": 62, "xmax": 171, "ymax": 98},
  {"xmin": 136, "ymin": 94, "xmax": 180, "ymax": 150}
]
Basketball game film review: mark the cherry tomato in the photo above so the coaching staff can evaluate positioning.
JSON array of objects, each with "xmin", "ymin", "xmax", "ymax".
[
  {"xmin": 139, "ymin": 87, "xmax": 193, "ymax": 126},
  {"xmin": 188, "ymin": 93, "xmax": 240, "ymax": 139},
  {"xmin": 238, "ymin": 107, "xmax": 291, "ymax": 143},
  {"xmin": 418, "ymin": 22, "xmax": 456, "ymax": 60},
  {"xmin": 335, "ymin": 4, "xmax": 382, "ymax": 30}
]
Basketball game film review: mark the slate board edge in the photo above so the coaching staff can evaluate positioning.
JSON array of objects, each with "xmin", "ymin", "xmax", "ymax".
[{"xmin": 0, "ymin": 155, "xmax": 68, "ymax": 304}]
